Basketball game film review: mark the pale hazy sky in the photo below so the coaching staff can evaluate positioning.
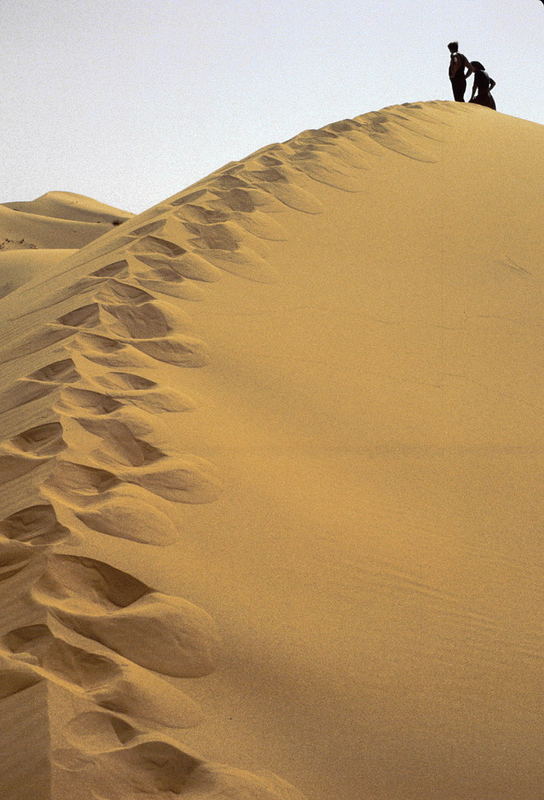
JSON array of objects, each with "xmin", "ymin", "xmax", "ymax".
[{"xmin": 3, "ymin": 0, "xmax": 543, "ymax": 212}]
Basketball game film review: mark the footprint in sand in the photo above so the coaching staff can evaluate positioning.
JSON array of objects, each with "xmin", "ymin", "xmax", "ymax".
[
  {"xmin": 91, "ymin": 259, "xmax": 129, "ymax": 279},
  {"xmin": 70, "ymin": 326, "xmax": 205, "ymax": 371},
  {"xmin": 0, "ymin": 325, "xmax": 75, "ymax": 363},
  {"xmin": 56, "ymin": 302, "xmax": 101, "ymax": 329},
  {"xmin": 76, "ymin": 496, "xmax": 179, "ymax": 545},
  {"xmin": 56, "ymin": 741, "xmax": 200, "ymax": 797},
  {"xmin": 169, "ymin": 188, "xmax": 209, "ymax": 206},
  {"xmin": 0, "ymin": 503, "xmax": 70, "ymax": 547},
  {"xmin": 55, "ymin": 386, "xmax": 123, "ymax": 416},
  {"xmin": 134, "ymin": 251, "xmax": 222, "ymax": 282},
  {"xmin": 27, "ymin": 357, "xmax": 79, "ymax": 384},
  {"xmin": 126, "ymin": 219, "xmax": 167, "ymax": 237},
  {"xmin": 0, "ymin": 425, "xmax": 63, "ymax": 485},
  {"xmin": 0, "ymin": 359, "xmax": 78, "ymax": 416},
  {"xmin": 123, "ymin": 456, "xmax": 221, "ymax": 504},
  {"xmin": 43, "ymin": 455, "xmax": 220, "ymax": 508},
  {"xmin": 64, "ymin": 710, "xmax": 143, "ymax": 753},
  {"xmin": 0, "ymin": 538, "xmax": 34, "ymax": 582},
  {"xmin": 180, "ymin": 219, "xmax": 243, "ymax": 251},
  {"xmin": 0, "ymin": 453, "xmax": 48, "ymax": 485},
  {"xmin": 0, "ymin": 652, "xmax": 42, "ymax": 699},
  {"xmin": 7, "ymin": 421, "xmax": 65, "ymax": 458},
  {"xmin": 95, "ymin": 279, "xmax": 154, "ymax": 305},
  {"xmin": 41, "ymin": 460, "xmax": 121, "ymax": 508},
  {"xmin": 92, "ymin": 371, "xmax": 196, "ymax": 414},
  {"xmin": 101, "ymin": 301, "xmax": 173, "ymax": 339},
  {"xmin": 55, "ymin": 722, "xmax": 201, "ymax": 799},
  {"xmin": 74, "ymin": 329, "xmax": 209, "ymax": 369},
  {"xmin": 177, "ymin": 217, "xmax": 276, "ymax": 283},
  {"xmin": 129, "ymin": 234, "xmax": 187, "ymax": 258},
  {"xmin": 70, "ymin": 333, "xmax": 150, "ymax": 368},
  {"xmin": 33, "ymin": 554, "xmax": 220, "ymax": 677},
  {"xmin": 93, "ymin": 371, "xmax": 156, "ymax": 392},
  {"xmin": 129, "ymin": 260, "xmax": 187, "ymax": 286},
  {"xmin": 57, "ymin": 279, "xmax": 211, "ymax": 367},
  {"xmin": 57, "ymin": 744, "xmax": 306, "ymax": 799},
  {"xmin": 58, "ymin": 711, "xmax": 306, "ymax": 799},
  {"xmin": 74, "ymin": 417, "xmax": 164, "ymax": 468},
  {"xmin": 130, "ymin": 277, "xmax": 205, "ymax": 302},
  {"xmin": 128, "ymin": 334, "xmax": 209, "ymax": 368},
  {"xmin": 237, "ymin": 163, "xmax": 323, "ymax": 215},
  {"xmin": 0, "ymin": 624, "xmax": 202, "ymax": 729},
  {"xmin": 0, "ymin": 379, "xmax": 58, "ymax": 415}
]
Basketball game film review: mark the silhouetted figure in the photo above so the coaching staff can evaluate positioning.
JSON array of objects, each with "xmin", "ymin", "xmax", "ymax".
[
  {"xmin": 448, "ymin": 41, "xmax": 472, "ymax": 101},
  {"xmin": 469, "ymin": 62, "xmax": 496, "ymax": 109}
]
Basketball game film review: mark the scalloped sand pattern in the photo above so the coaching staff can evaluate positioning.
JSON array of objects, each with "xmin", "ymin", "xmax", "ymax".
[{"xmin": 1, "ymin": 101, "xmax": 544, "ymax": 800}]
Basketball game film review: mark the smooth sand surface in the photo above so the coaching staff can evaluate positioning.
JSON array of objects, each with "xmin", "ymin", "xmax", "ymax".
[{"xmin": 1, "ymin": 102, "xmax": 543, "ymax": 800}]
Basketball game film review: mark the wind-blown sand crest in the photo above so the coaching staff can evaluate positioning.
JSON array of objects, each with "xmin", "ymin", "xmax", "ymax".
[{"xmin": 1, "ymin": 101, "xmax": 543, "ymax": 800}]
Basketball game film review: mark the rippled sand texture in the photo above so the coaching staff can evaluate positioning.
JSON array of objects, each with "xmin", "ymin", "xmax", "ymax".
[{"xmin": 1, "ymin": 101, "xmax": 544, "ymax": 800}]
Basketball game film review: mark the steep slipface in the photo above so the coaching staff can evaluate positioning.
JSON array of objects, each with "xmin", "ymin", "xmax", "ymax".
[{"xmin": 0, "ymin": 101, "xmax": 543, "ymax": 800}]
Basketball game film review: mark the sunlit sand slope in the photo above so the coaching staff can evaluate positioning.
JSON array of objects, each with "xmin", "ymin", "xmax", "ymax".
[{"xmin": 1, "ymin": 101, "xmax": 543, "ymax": 800}]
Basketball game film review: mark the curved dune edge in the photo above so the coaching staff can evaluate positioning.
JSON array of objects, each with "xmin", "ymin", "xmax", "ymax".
[
  {"xmin": 0, "ymin": 100, "xmax": 519, "ymax": 798},
  {"xmin": 0, "ymin": 190, "xmax": 131, "ymax": 250},
  {"xmin": 0, "ymin": 192, "xmax": 132, "ymax": 304},
  {"xmin": 3, "ymin": 191, "xmax": 131, "ymax": 225}
]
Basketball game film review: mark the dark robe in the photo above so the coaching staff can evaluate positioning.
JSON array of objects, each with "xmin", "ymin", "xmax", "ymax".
[{"xmin": 470, "ymin": 70, "xmax": 496, "ymax": 110}]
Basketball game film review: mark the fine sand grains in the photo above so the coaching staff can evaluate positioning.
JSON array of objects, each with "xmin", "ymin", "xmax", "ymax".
[{"xmin": 1, "ymin": 102, "xmax": 544, "ymax": 800}]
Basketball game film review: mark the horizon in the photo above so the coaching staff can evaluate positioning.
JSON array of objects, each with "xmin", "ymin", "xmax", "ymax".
[{"xmin": 2, "ymin": 0, "xmax": 543, "ymax": 213}]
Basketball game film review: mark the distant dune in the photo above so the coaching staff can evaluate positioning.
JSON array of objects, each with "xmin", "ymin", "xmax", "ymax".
[
  {"xmin": 1, "ymin": 101, "xmax": 543, "ymax": 800},
  {"xmin": 0, "ymin": 192, "xmax": 132, "ymax": 298}
]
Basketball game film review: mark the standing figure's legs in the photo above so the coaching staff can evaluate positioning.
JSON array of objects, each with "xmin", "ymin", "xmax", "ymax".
[{"xmin": 451, "ymin": 77, "xmax": 466, "ymax": 101}]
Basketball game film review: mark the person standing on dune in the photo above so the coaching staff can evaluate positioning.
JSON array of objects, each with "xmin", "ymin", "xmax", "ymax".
[
  {"xmin": 448, "ymin": 41, "xmax": 472, "ymax": 101},
  {"xmin": 469, "ymin": 61, "xmax": 497, "ymax": 109}
]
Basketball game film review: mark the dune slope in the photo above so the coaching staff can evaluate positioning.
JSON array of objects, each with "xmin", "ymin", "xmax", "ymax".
[{"xmin": 1, "ymin": 101, "xmax": 543, "ymax": 800}]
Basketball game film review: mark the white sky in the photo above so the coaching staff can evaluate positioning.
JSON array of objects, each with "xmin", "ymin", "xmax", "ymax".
[{"xmin": 3, "ymin": 0, "xmax": 543, "ymax": 212}]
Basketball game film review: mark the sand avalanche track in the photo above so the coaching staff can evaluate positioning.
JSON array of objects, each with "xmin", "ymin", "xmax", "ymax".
[{"xmin": 1, "ymin": 102, "xmax": 543, "ymax": 800}]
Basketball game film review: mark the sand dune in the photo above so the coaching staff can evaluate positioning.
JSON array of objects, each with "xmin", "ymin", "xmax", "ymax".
[
  {"xmin": 0, "ymin": 199, "xmax": 130, "ymax": 251},
  {"xmin": 4, "ymin": 191, "xmax": 130, "ymax": 225},
  {"xmin": 1, "ymin": 101, "xmax": 543, "ymax": 800},
  {"xmin": 0, "ymin": 191, "xmax": 132, "ymax": 300}
]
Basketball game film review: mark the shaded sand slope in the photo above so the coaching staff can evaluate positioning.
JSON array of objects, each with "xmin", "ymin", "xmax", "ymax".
[{"xmin": 1, "ymin": 102, "xmax": 543, "ymax": 800}]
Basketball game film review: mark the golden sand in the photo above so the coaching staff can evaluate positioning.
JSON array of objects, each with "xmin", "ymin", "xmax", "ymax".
[{"xmin": 1, "ymin": 102, "xmax": 543, "ymax": 800}]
